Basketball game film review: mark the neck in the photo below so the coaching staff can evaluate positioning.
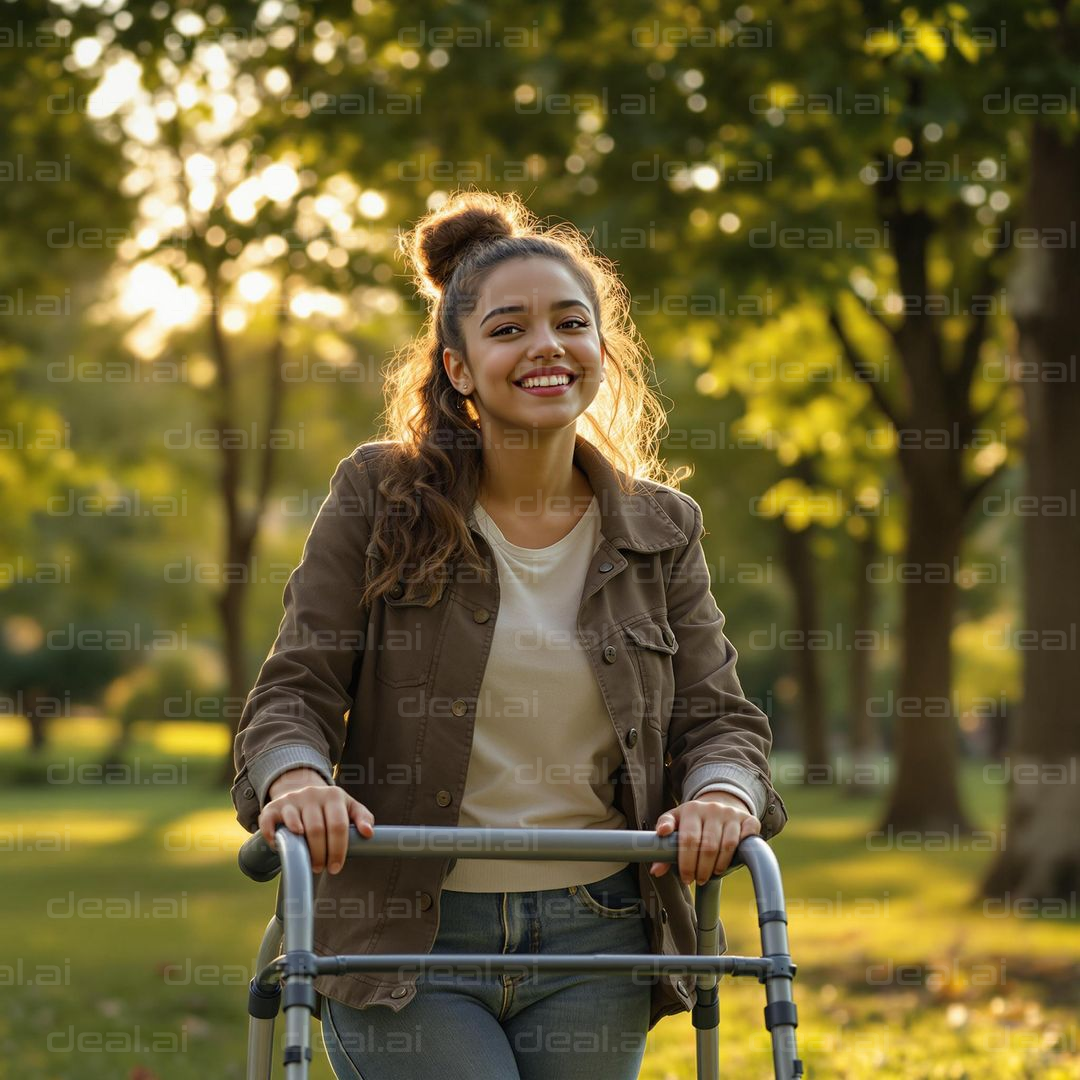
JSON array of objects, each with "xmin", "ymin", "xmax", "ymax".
[{"xmin": 476, "ymin": 426, "xmax": 587, "ymax": 513}]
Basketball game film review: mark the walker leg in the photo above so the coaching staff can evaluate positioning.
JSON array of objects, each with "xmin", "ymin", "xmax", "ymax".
[
  {"xmin": 277, "ymin": 829, "xmax": 317, "ymax": 1079},
  {"xmin": 693, "ymin": 876, "xmax": 723, "ymax": 1080},
  {"xmin": 738, "ymin": 838, "xmax": 803, "ymax": 1079},
  {"xmin": 247, "ymin": 1018, "xmax": 276, "ymax": 1080},
  {"xmin": 246, "ymin": 914, "xmax": 284, "ymax": 1080}
]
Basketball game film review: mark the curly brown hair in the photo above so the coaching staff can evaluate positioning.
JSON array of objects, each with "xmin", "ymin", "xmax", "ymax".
[{"xmin": 360, "ymin": 188, "xmax": 686, "ymax": 609}]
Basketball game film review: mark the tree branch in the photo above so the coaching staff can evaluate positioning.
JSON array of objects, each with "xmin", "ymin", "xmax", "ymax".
[
  {"xmin": 241, "ymin": 287, "xmax": 291, "ymax": 558},
  {"xmin": 856, "ymin": 290, "xmax": 903, "ymax": 350},
  {"xmin": 828, "ymin": 306, "xmax": 907, "ymax": 429},
  {"xmin": 954, "ymin": 258, "xmax": 999, "ymax": 400}
]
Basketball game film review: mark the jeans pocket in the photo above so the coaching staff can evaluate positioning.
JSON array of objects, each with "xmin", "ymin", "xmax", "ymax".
[{"xmin": 570, "ymin": 867, "xmax": 645, "ymax": 919}]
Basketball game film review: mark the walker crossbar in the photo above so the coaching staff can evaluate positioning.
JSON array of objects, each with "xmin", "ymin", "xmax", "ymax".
[{"xmin": 238, "ymin": 825, "xmax": 803, "ymax": 1080}]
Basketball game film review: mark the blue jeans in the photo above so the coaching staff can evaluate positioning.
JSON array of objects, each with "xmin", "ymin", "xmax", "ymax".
[{"xmin": 321, "ymin": 863, "xmax": 652, "ymax": 1079}]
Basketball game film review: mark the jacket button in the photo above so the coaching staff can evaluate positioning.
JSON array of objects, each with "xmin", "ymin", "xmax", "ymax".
[
  {"xmin": 436, "ymin": 790, "xmax": 453, "ymax": 807},
  {"xmin": 660, "ymin": 908, "xmax": 669, "ymax": 924},
  {"xmin": 243, "ymin": 786, "xmax": 255, "ymax": 799},
  {"xmin": 625, "ymin": 727, "xmax": 639, "ymax": 748},
  {"xmin": 419, "ymin": 892, "xmax": 433, "ymax": 911},
  {"xmin": 389, "ymin": 583, "xmax": 404, "ymax": 599},
  {"xmin": 768, "ymin": 802, "xmax": 776, "ymax": 812},
  {"xmin": 640, "ymin": 818, "xmax": 649, "ymax": 830},
  {"xmin": 676, "ymin": 980, "xmax": 687, "ymax": 995},
  {"xmin": 599, "ymin": 561, "xmax": 614, "ymax": 572},
  {"xmin": 472, "ymin": 608, "xmax": 490, "ymax": 623},
  {"xmin": 451, "ymin": 699, "xmax": 467, "ymax": 716},
  {"xmin": 390, "ymin": 987, "xmax": 408, "ymax": 999},
  {"xmin": 603, "ymin": 645, "xmax": 617, "ymax": 663}
]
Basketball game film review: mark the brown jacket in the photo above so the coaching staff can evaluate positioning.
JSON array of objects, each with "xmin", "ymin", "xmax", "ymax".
[{"xmin": 231, "ymin": 433, "xmax": 789, "ymax": 1030}]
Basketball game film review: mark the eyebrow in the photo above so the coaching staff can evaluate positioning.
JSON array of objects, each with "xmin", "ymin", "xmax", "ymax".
[{"xmin": 479, "ymin": 299, "xmax": 591, "ymax": 328}]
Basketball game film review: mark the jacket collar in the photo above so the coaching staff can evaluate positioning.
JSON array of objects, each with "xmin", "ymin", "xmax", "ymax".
[
  {"xmin": 360, "ymin": 434, "xmax": 688, "ymax": 558},
  {"xmin": 572, "ymin": 433, "xmax": 687, "ymax": 554}
]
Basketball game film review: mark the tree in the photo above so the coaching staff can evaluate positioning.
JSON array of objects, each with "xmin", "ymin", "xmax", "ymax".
[
  {"xmin": 981, "ymin": 107, "xmax": 1080, "ymax": 899},
  {"xmin": 707, "ymin": 302, "xmax": 898, "ymax": 789},
  {"xmin": 692, "ymin": 2, "xmax": 1026, "ymax": 831},
  {"xmin": 0, "ymin": 1, "xmax": 137, "ymax": 752}
]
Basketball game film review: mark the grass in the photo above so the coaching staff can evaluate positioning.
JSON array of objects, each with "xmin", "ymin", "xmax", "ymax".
[{"xmin": 1, "ymin": 723, "xmax": 1077, "ymax": 1078}]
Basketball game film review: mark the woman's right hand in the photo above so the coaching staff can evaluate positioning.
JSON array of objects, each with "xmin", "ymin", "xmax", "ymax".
[{"xmin": 258, "ymin": 767, "xmax": 375, "ymax": 875}]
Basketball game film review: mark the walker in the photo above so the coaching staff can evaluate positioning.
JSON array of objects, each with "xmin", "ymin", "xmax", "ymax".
[{"xmin": 237, "ymin": 825, "xmax": 803, "ymax": 1078}]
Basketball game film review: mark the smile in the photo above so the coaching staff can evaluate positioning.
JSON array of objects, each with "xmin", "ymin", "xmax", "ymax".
[{"xmin": 513, "ymin": 373, "xmax": 578, "ymax": 395}]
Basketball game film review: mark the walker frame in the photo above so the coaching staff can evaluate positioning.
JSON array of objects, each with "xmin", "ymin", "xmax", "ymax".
[{"xmin": 237, "ymin": 825, "xmax": 803, "ymax": 1078}]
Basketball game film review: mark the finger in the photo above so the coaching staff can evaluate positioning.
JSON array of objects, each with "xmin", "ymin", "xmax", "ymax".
[
  {"xmin": 695, "ymin": 819, "xmax": 724, "ymax": 885},
  {"xmin": 349, "ymin": 800, "xmax": 374, "ymax": 838},
  {"xmin": 679, "ymin": 816, "xmax": 702, "ymax": 885},
  {"xmin": 259, "ymin": 806, "xmax": 280, "ymax": 848},
  {"xmin": 741, "ymin": 815, "xmax": 762, "ymax": 840},
  {"xmin": 280, "ymin": 802, "xmax": 304, "ymax": 839},
  {"xmin": 652, "ymin": 812, "xmax": 676, "ymax": 876},
  {"xmin": 324, "ymin": 797, "xmax": 349, "ymax": 874},
  {"xmin": 714, "ymin": 818, "xmax": 741, "ymax": 875},
  {"xmin": 300, "ymin": 802, "xmax": 328, "ymax": 873}
]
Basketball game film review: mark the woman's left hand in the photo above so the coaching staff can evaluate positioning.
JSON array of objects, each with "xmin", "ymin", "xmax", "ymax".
[{"xmin": 648, "ymin": 791, "xmax": 761, "ymax": 884}]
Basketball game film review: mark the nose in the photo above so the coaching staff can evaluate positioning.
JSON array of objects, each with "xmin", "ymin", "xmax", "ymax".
[{"xmin": 529, "ymin": 323, "xmax": 564, "ymax": 360}]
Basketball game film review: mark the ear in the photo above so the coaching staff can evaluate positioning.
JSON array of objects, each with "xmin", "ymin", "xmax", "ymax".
[{"xmin": 442, "ymin": 346, "xmax": 463, "ymax": 384}]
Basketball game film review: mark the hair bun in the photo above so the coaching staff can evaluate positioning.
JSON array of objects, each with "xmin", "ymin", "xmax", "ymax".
[{"xmin": 403, "ymin": 190, "xmax": 532, "ymax": 299}]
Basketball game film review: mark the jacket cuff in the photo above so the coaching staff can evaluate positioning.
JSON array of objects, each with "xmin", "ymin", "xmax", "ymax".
[
  {"xmin": 247, "ymin": 743, "xmax": 335, "ymax": 807},
  {"xmin": 682, "ymin": 762, "xmax": 769, "ymax": 819},
  {"xmin": 691, "ymin": 782, "xmax": 756, "ymax": 814}
]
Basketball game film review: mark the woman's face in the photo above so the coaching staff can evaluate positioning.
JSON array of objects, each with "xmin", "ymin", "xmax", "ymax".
[{"xmin": 443, "ymin": 256, "xmax": 606, "ymax": 439}]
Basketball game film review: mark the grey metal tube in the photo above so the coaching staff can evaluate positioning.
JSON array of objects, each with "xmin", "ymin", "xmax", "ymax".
[
  {"xmin": 246, "ymin": 914, "xmax": 283, "ymax": 1080},
  {"xmin": 277, "ymin": 828, "xmax": 315, "ymax": 1080},
  {"xmin": 246, "ymin": 1018, "xmax": 276, "ymax": 1080},
  {"xmin": 303, "ymin": 953, "xmax": 765, "ymax": 979},
  {"xmin": 733, "ymin": 838, "xmax": 801, "ymax": 1079},
  {"xmin": 343, "ymin": 823, "xmax": 683, "ymax": 863},
  {"xmin": 695, "ymin": 876, "xmax": 723, "ymax": 1080},
  {"xmin": 240, "ymin": 823, "xmax": 772, "ymax": 876}
]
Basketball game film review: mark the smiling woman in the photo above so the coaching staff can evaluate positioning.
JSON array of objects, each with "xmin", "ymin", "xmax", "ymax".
[
  {"xmin": 367, "ymin": 188, "xmax": 678, "ymax": 606},
  {"xmin": 234, "ymin": 188, "xmax": 786, "ymax": 1080}
]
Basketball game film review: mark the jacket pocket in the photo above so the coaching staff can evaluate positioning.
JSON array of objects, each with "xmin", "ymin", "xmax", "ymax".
[
  {"xmin": 374, "ymin": 583, "xmax": 440, "ymax": 688},
  {"xmin": 623, "ymin": 615, "xmax": 679, "ymax": 732}
]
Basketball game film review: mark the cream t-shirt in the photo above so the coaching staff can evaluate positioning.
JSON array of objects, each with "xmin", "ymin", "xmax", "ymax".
[{"xmin": 441, "ymin": 494, "xmax": 631, "ymax": 892}]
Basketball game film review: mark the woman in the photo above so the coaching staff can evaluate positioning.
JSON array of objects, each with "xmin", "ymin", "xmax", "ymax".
[{"xmin": 232, "ymin": 189, "xmax": 788, "ymax": 1079}]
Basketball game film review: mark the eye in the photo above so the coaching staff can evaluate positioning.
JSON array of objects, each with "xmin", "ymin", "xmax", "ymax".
[{"xmin": 490, "ymin": 317, "xmax": 590, "ymax": 338}]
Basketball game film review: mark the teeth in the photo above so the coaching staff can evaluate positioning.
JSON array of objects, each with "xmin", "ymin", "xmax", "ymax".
[{"xmin": 519, "ymin": 374, "xmax": 571, "ymax": 389}]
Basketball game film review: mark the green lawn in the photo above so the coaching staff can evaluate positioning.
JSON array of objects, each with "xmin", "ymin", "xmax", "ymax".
[{"xmin": 1, "ymin": 724, "xmax": 1077, "ymax": 1078}]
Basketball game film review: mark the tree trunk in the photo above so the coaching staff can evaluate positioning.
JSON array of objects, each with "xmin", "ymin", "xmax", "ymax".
[
  {"xmin": 878, "ymin": 471, "xmax": 974, "ymax": 832},
  {"xmin": 868, "ymin": 97, "xmax": 979, "ymax": 834},
  {"xmin": 206, "ymin": 271, "xmax": 289, "ymax": 785},
  {"xmin": 981, "ymin": 120, "xmax": 1080, "ymax": 902},
  {"xmin": 218, "ymin": 568, "xmax": 250, "ymax": 784},
  {"xmin": 844, "ymin": 526, "xmax": 879, "ymax": 796},
  {"xmin": 777, "ymin": 521, "xmax": 830, "ymax": 784}
]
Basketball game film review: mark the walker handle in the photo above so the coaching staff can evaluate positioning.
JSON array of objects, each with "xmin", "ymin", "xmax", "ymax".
[
  {"xmin": 237, "ymin": 823, "xmax": 749, "ymax": 883},
  {"xmin": 238, "ymin": 829, "xmax": 288, "ymax": 882}
]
